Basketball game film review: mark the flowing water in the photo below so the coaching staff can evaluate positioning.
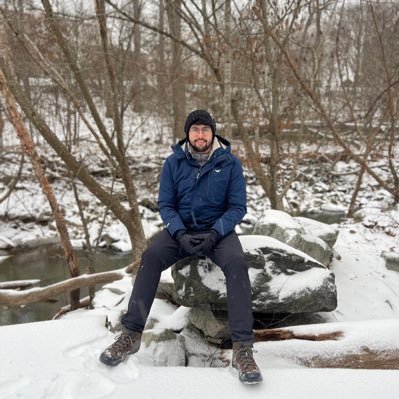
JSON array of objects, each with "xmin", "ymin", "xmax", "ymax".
[{"xmin": 0, "ymin": 244, "xmax": 132, "ymax": 326}]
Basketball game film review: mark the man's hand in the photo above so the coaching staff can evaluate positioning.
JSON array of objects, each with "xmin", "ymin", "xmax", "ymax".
[
  {"xmin": 175, "ymin": 230, "xmax": 204, "ymax": 255},
  {"xmin": 192, "ymin": 230, "xmax": 220, "ymax": 256}
]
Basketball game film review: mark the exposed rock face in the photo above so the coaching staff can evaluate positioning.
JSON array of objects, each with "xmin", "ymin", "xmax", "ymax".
[
  {"xmin": 142, "ymin": 329, "xmax": 186, "ymax": 367},
  {"xmin": 253, "ymin": 210, "xmax": 338, "ymax": 267},
  {"xmin": 141, "ymin": 324, "xmax": 228, "ymax": 367},
  {"xmin": 187, "ymin": 307, "xmax": 230, "ymax": 340},
  {"xmin": 170, "ymin": 235, "xmax": 337, "ymax": 314}
]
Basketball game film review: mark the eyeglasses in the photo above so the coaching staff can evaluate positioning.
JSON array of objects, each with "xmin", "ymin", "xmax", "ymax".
[{"xmin": 189, "ymin": 126, "xmax": 212, "ymax": 135}]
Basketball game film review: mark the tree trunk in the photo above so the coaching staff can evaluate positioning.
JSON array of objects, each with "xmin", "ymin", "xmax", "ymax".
[
  {"xmin": 157, "ymin": 0, "xmax": 167, "ymax": 114},
  {"xmin": 132, "ymin": 0, "xmax": 143, "ymax": 112},
  {"xmin": 0, "ymin": 68, "xmax": 81, "ymax": 310},
  {"xmin": 166, "ymin": 0, "xmax": 186, "ymax": 140},
  {"xmin": 231, "ymin": 91, "xmax": 273, "ymax": 197},
  {"xmin": 94, "ymin": 0, "xmax": 146, "ymax": 260},
  {"xmin": 0, "ymin": 56, "xmax": 143, "ymax": 266},
  {"xmin": 223, "ymin": 0, "xmax": 232, "ymax": 139}
]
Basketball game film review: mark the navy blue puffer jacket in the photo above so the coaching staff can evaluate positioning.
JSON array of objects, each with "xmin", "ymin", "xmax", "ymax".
[{"xmin": 158, "ymin": 135, "xmax": 246, "ymax": 238}]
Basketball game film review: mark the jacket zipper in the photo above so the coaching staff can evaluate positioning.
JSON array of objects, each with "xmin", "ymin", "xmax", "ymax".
[{"xmin": 196, "ymin": 167, "xmax": 202, "ymax": 180}]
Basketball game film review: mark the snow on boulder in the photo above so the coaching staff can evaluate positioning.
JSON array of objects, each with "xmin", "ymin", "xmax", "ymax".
[
  {"xmin": 293, "ymin": 216, "xmax": 339, "ymax": 248},
  {"xmin": 170, "ymin": 235, "xmax": 337, "ymax": 314},
  {"xmin": 253, "ymin": 210, "xmax": 334, "ymax": 266}
]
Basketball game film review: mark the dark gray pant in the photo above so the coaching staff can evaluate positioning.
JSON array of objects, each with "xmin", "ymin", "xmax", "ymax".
[{"xmin": 121, "ymin": 229, "xmax": 254, "ymax": 343}]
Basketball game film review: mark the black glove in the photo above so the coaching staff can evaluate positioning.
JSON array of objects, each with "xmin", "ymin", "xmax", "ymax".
[
  {"xmin": 175, "ymin": 230, "xmax": 204, "ymax": 255},
  {"xmin": 192, "ymin": 230, "xmax": 220, "ymax": 256}
]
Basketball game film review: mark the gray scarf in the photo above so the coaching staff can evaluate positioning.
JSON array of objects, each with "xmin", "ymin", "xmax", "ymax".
[{"xmin": 190, "ymin": 150, "xmax": 210, "ymax": 167}]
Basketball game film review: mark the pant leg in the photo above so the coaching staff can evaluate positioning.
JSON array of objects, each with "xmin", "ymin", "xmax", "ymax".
[
  {"xmin": 208, "ymin": 231, "xmax": 254, "ymax": 344},
  {"xmin": 121, "ymin": 229, "xmax": 185, "ymax": 332}
]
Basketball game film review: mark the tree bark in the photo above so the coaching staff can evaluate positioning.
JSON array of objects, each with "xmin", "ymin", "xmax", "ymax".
[
  {"xmin": 0, "ymin": 68, "xmax": 81, "ymax": 310},
  {"xmin": 0, "ymin": 270, "xmax": 124, "ymax": 308},
  {"xmin": 223, "ymin": 0, "xmax": 232, "ymax": 139},
  {"xmin": 94, "ymin": 0, "xmax": 146, "ymax": 259},
  {"xmin": 166, "ymin": 0, "xmax": 186, "ymax": 140},
  {"xmin": 254, "ymin": 327, "xmax": 343, "ymax": 342}
]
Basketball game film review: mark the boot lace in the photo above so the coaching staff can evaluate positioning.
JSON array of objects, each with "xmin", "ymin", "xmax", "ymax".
[
  {"xmin": 237, "ymin": 346, "xmax": 258, "ymax": 372},
  {"xmin": 111, "ymin": 333, "xmax": 133, "ymax": 352}
]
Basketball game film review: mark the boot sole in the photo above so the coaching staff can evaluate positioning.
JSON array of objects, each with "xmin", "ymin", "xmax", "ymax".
[
  {"xmin": 239, "ymin": 375, "xmax": 263, "ymax": 385},
  {"xmin": 99, "ymin": 352, "xmax": 127, "ymax": 367},
  {"xmin": 99, "ymin": 346, "xmax": 140, "ymax": 367},
  {"xmin": 232, "ymin": 364, "xmax": 263, "ymax": 384}
]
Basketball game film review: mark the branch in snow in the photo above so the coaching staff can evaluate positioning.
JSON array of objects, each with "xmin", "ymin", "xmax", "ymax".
[{"xmin": 0, "ymin": 270, "xmax": 126, "ymax": 308}]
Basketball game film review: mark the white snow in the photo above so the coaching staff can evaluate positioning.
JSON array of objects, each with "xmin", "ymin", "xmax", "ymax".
[
  {"xmin": 1, "ymin": 222, "xmax": 399, "ymax": 398},
  {"xmin": 1, "ymin": 314, "xmax": 399, "ymax": 398},
  {"xmin": 320, "ymin": 203, "xmax": 347, "ymax": 213},
  {"xmin": 240, "ymin": 235, "xmax": 323, "ymax": 265},
  {"xmin": 266, "ymin": 267, "xmax": 330, "ymax": 300},
  {"xmin": 256, "ymin": 209, "xmax": 301, "ymax": 230},
  {"xmin": 197, "ymin": 259, "xmax": 227, "ymax": 295}
]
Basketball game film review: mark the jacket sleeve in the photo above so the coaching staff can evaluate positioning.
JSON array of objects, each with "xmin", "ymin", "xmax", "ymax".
[
  {"xmin": 158, "ymin": 158, "xmax": 187, "ymax": 237},
  {"xmin": 212, "ymin": 158, "xmax": 247, "ymax": 237}
]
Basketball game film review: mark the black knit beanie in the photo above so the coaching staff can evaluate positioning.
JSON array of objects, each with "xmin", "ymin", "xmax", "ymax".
[{"xmin": 184, "ymin": 109, "xmax": 216, "ymax": 138}]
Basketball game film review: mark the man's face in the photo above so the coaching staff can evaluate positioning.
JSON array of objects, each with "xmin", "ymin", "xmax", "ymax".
[{"xmin": 188, "ymin": 124, "xmax": 213, "ymax": 153}]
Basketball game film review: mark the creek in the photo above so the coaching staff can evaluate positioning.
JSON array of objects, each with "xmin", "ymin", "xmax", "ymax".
[{"xmin": 0, "ymin": 244, "xmax": 131, "ymax": 326}]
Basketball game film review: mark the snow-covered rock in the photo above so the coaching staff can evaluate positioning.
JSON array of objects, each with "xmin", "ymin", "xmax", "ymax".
[
  {"xmin": 179, "ymin": 325, "xmax": 227, "ymax": 367},
  {"xmin": 381, "ymin": 251, "xmax": 399, "ymax": 273},
  {"xmin": 253, "ymin": 210, "xmax": 334, "ymax": 266},
  {"xmin": 142, "ymin": 329, "xmax": 186, "ymax": 367},
  {"xmin": 294, "ymin": 216, "xmax": 339, "ymax": 248},
  {"xmin": 169, "ymin": 235, "xmax": 337, "ymax": 314}
]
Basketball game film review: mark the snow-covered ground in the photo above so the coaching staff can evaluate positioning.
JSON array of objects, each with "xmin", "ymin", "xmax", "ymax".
[
  {"xmin": 1, "ymin": 315, "xmax": 399, "ymax": 399},
  {"xmin": 1, "ymin": 113, "xmax": 399, "ymax": 397},
  {"xmin": 1, "ymin": 220, "xmax": 399, "ymax": 398}
]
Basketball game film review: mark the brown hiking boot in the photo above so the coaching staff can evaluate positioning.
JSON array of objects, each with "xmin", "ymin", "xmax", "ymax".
[
  {"xmin": 99, "ymin": 330, "xmax": 142, "ymax": 367},
  {"xmin": 232, "ymin": 342, "xmax": 263, "ymax": 384}
]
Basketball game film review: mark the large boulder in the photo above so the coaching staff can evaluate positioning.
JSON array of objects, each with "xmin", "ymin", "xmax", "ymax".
[
  {"xmin": 170, "ymin": 235, "xmax": 337, "ymax": 313},
  {"xmin": 253, "ymin": 210, "xmax": 337, "ymax": 266}
]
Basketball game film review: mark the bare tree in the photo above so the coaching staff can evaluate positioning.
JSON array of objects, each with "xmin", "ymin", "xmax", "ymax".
[
  {"xmin": 166, "ymin": 0, "xmax": 186, "ymax": 139},
  {"xmin": 0, "ymin": 1, "xmax": 147, "ymax": 264},
  {"xmin": 0, "ymin": 66, "xmax": 81, "ymax": 310},
  {"xmin": 253, "ymin": 0, "xmax": 399, "ymax": 203}
]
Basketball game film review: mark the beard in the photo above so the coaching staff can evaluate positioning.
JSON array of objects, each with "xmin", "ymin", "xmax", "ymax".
[{"xmin": 189, "ymin": 137, "xmax": 213, "ymax": 153}]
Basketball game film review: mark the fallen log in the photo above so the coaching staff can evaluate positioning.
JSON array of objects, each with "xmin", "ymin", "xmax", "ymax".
[
  {"xmin": 254, "ymin": 328, "xmax": 343, "ymax": 342},
  {"xmin": 0, "ymin": 279, "xmax": 41, "ymax": 290},
  {"xmin": 0, "ymin": 270, "xmax": 125, "ymax": 307}
]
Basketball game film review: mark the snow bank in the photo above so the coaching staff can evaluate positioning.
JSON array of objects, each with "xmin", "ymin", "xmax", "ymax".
[{"xmin": 1, "ymin": 315, "xmax": 399, "ymax": 399}]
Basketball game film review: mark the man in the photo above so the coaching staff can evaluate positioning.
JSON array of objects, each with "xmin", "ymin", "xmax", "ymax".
[{"xmin": 100, "ymin": 109, "xmax": 263, "ymax": 384}]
